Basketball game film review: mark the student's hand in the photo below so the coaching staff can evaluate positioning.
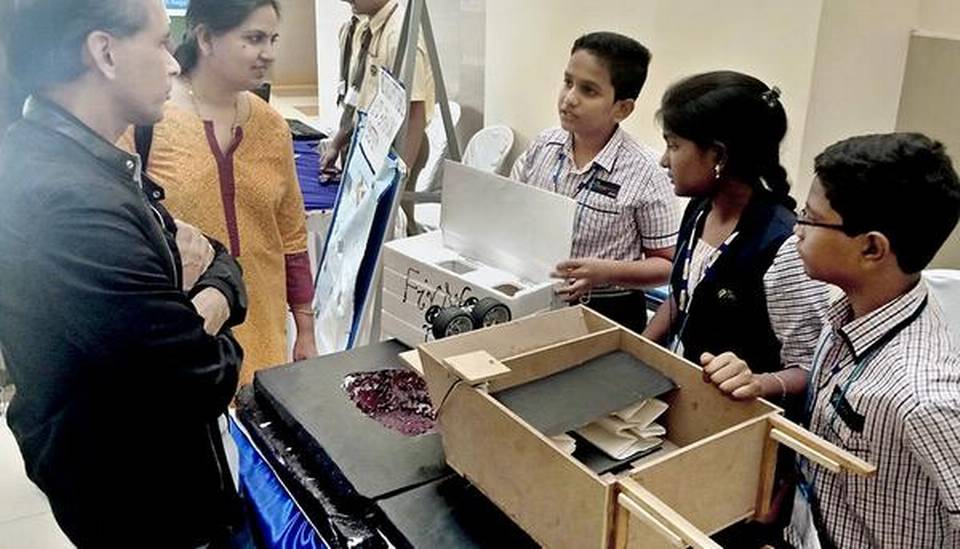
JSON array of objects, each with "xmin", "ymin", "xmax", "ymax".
[
  {"xmin": 554, "ymin": 278, "xmax": 592, "ymax": 302},
  {"xmin": 192, "ymin": 287, "xmax": 230, "ymax": 335},
  {"xmin": 552, "ymin": 258, "xmax": 616, "ymax": 302},
  {"xmin": 700, "ymin": 352, "xmax": 763, "ymax": 400},
  {"xmin": 319, "ymin": 144, "xmax": 341, "ymax": 177},
  {"xmin": 175, "ymin": 220, "xmax": 215, "ymax": 292}
]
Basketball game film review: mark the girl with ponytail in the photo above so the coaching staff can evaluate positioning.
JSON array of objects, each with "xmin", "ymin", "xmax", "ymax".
[
  {"xmin": 643, "ymin": 70, "xmax": 829, "ymax": 408},
  {"xmin": 641, "ymin": 69, "xmax": 831, "ymax": 547}
]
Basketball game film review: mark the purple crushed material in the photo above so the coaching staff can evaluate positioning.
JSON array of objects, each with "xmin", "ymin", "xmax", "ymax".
[{"xmin": 342, "ymin": 369, "xmax": 437, "ymax": 437}]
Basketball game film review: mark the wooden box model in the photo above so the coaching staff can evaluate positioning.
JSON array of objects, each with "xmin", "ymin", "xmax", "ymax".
[{"xmin": 416, "ymin": 306, "xmax": 875, "ymax": 549}]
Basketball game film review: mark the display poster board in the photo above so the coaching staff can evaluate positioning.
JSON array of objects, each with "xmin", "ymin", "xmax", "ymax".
[{"xmin": 314, "ymin": 71, "xmax": 408, "ymax": 352}]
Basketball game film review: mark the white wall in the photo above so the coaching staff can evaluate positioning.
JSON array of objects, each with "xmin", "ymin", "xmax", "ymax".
[
  {"xmin": 901, "ymin": 0, "xmax": 960, "ymax": 269},
  {"xmin": 919, "ymin": 0, "xmax": 960, "ymax": 36},
  {"xmin": 315, "ymin": 0, "xmax": 353, "ymax": 131},
  {"xmin": 896, "ymin": 33, "xmax": 960, "ymax": 269},
  {"xmin": 920, "ymin": 0, "xmax": 960, "ymax": 269},
  {"xmin": 272, "ymin": 0, "xmax": 320, "ymax": 87},
  {"xmin": 795, "ymin": 0, "xmax": 921, "ymax": 201},
  {"xmin": 426, "ymin": 0, "xmax": 486, "ymax": 145},
  {"xmin": 485, "ymin": 0, "xmax": 824, "ymax": 183},
  {"xmin": 485, "ymin": 0, "xmax": 948, "ymax": 208}
]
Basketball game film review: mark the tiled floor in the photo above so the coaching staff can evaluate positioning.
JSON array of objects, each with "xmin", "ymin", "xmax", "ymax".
[{"xmin": 0, "ymin": 418, "xmax": 73, "ymax": 548}]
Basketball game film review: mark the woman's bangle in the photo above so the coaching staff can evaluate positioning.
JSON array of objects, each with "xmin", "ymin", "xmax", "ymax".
[
  {"xmin": 289, "ymin": 305, "xmax": 315, "ymax": 316},
  {"xmin": 766, "ymin": 372, "xmax": 788, "ymax": 400}
]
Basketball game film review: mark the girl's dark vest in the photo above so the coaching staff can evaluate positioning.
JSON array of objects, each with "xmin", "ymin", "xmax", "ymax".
[{"xmin": 669, "ymin": 195, "xmax": 797, "ymax": 374}]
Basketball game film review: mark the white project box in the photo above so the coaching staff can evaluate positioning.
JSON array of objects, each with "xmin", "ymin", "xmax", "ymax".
[{"xmin": 381, "ymin": 161, "xmax": 577, "ymax": 347}]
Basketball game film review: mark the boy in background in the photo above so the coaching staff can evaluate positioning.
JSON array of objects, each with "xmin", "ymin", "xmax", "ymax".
[{"xmin": 323, "ymin": 0, "xmax": 434, "ymax": 235}]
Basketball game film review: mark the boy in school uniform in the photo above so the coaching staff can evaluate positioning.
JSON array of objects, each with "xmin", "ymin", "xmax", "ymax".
[
  {"xmin": 323, "ymin": 0, "xmax": 434, "ymax": 233},
  {"xmin": 511, "ymin": 32, "xmax": 681, "ymax": 333},
  {"xmin": 705, "ymin": 133, "xmax": 960, "ymax": 548}
]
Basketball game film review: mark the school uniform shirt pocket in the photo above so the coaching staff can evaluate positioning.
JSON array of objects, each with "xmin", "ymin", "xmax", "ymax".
[
  {"xmin": 824, "ymin": 397, "xmax": 872, "ymax": 458},
  {"xmin": 579, "ymin": 184, "xmax": 622, "ymax": 216}
]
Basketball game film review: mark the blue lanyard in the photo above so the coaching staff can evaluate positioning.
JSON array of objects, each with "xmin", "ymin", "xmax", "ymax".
[
  {"xmin": 796, "ymin": 295, "xmax": 927, "ymax": 527},
  {"xmin": 552, "ymin": 151, "xmax": 601, "ymax": 195},
  {"xmin": 553, "ymin": 151, "xmax": 602, "ymax": 236},
  {"xmin": 804, "ymin": 296, "xmax": 928, "ymax": 424},
  {"xmin": 551, "ymin": 151, "xmax": 565, "ymax": 192},
  {"xmin": 677, "ymin": 209, "xmax": 738, "ymax": 314}
]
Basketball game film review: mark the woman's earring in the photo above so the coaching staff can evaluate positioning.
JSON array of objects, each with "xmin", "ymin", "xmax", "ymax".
[{"xmin": 714, "ymin": 164, "xmax": 721, "ymax": 180}]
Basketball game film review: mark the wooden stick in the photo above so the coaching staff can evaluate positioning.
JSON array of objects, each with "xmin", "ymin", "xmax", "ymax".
[
  {"xmin": 618, "ymin": 479, "xmax": 722, "ymax": 549},
  {"xmin": 755, "ymin": 425, "xmax": 781, "ymax": 517},
  {"xmin": 768, "ymin": 415, "xmax": 876, "ymax": 476},
  {"xmin": 612, "ymin": 503, "xmax": 630, "ymax": 549},
  {"xmin": 617, "ymin": 494, "xmax": 685, "ymax": 548},
  {"xmin": 770, "ymin": 429, "xmax": 841, "ymax": 473}
]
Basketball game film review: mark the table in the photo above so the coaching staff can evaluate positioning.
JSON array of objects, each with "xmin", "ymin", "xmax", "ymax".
[{"xmin": 233, "ymin": 340, "xmax": 536, "ymax": 548}]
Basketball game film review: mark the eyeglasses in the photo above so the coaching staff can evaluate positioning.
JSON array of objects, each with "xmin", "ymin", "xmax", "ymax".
[{"xmin": 795, "ymin": 208, "xmax": 848, "ymax": 232}]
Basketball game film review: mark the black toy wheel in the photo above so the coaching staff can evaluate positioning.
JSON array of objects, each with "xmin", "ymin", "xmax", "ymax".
[
  {"xmin": 463, "ymin": 296, "xmax": 479, "ymax": 307},
  {"xmin": 471, "ymin": 297, "xmax": 511, "ymax": 328},
  {"xmin": 431, "ymin": 307, "xmax": 477, "ymax": 339},
  {"xmin": 424, "ymin": 305, "xmax": 442, "ymax": 324}
]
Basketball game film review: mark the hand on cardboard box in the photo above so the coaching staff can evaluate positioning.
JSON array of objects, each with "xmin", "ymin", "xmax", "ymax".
[{"xmin": 700, "ymin": 352, "xmax": 764, "ymax": 400}]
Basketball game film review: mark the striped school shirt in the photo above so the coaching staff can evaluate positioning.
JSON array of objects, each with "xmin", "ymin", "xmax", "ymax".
[
  {"xmin": 684, "ymin": 233, "xmax": 832, "ymax": 370},
  {"xmin": 785, "ymin": 280, "xmax": 960, "ymax": 548},
  {"xmin": 511, "ymin": 127, "xmax": 680, "ymax": 260}
]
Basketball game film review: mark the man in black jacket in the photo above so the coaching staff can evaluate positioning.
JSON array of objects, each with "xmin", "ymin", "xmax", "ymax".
[{"xmin": 0, "ymin": 1, "xmax": 249, "ymax": 546}]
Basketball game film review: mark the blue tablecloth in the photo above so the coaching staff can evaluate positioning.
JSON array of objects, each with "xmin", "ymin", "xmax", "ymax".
[
  {"xmin": 294, "ymin": 140, "xmax": 340, "ymax": 211},
  {"xmin": 231, "ymin": 418, "xmax": 328, "ymax": 549}
]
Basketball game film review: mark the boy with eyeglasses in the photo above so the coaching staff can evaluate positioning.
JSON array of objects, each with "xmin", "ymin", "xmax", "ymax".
[{"xmin": 711, "ymin": 133, "xmax": 960, "ymax": 547}]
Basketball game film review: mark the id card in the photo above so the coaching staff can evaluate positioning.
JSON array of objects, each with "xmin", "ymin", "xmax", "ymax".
[{"xmin": 591, "ymin": 179, "xmax": 621, "ymax": 199}]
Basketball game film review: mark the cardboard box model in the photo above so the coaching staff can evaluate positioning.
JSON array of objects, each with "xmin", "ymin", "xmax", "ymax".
[
  {"xmin": 381, "ymin": 161, "xmax": 577, "ymax": 347},
  {"xmin": 416, "ymin": 306, "xmax": 877, "ymax": 549}
]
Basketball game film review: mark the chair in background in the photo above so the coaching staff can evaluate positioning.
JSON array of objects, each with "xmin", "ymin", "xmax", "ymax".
[
  {"xmin": 462, "ymin": 125, "xmax": 515, "ymax": 174},
  {"xmin": 414, "ymin": 125, "xmax": 515, "ymax": 231},
  {"xmin": 415, "ymin": 101, "xmax": 462, "ymax": 194}
]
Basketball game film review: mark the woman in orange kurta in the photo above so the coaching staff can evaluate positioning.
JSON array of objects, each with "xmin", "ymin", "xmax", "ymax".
[{"xmin": 136, "ymin": 0, "xmax": 316, "ymax": 384}]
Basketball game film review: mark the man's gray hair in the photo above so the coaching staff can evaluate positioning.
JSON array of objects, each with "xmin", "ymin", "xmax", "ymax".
[{"xmin": 4, "ymin": 0, "xmax": 149, "ymax": 92}]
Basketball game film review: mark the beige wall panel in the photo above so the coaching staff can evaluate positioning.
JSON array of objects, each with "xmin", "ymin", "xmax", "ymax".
[
  {"xmin": 896, "ymin": 34, "xmax": 960, "ymax": 269},
  {"xmin": 485, "ymin": 0, "xmax": 824, "ymax": 184}
]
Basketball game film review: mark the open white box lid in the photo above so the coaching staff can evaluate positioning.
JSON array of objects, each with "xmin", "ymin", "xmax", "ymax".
[{"xmin": 439, "ymin": 160, "xmax": 576, "ymax": 284}]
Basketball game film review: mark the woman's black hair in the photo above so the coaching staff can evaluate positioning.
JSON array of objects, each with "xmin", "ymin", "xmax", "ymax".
[
  {"xmin": 659, "ymin": 70, "xmax": 795, "ymax": 209},
  {"xmin": 174, "ymin": 0, "xmax": 280, "ymax": 75}
]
